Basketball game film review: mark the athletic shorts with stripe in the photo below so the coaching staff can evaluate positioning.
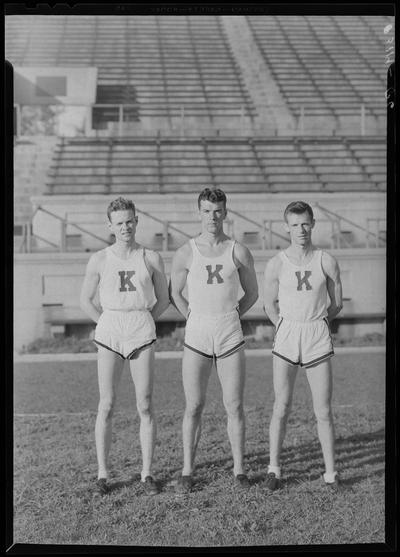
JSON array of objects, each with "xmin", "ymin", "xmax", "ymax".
[
  {"xmin": 272, "ymin": 317, "xmax": 334, "ymax": 368},
  {"xmin": 94, "ymin": 309, "xmax": 156, "ymax": 360},
  {"xmin": 184, "ymin": 309, "xmax": 245, "ymax": 359}
]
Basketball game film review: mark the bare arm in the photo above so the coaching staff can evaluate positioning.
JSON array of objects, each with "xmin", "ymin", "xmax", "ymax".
[
  {"xmin": 169, "ymin": 243, "xmax": 191, "ymax": 318},
  {"xmin": 79, "ymin": 253, "xmax": 103, "ymax": 323},
  {"xmin": 145, "ymin": 250, "xmax": 170, "ymax": 320},
  {"xmin": 234, "ymin": 243, "xmax": 259, "ymax": 316},
  {"xmin": 263, "ymin": 255, "xmax": 281, "ymax": 327},
  {"xmin": 322, "ymin": 252, "xmax": 343, "ymax": 321}
]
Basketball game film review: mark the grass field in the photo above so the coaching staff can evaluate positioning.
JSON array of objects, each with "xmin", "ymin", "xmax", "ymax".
[{"xmin": 13, "ymin": 352, "xmax": 386, "ymax": 547}]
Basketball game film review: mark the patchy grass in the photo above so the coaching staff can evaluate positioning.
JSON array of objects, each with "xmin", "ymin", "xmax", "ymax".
[
  {"xmin": 19, "ymin": 332, "xmax": 386, "ymax": 354},
  {"xmin": 13, "ymin": 354, "xmax": 385, "ymax": 547}
]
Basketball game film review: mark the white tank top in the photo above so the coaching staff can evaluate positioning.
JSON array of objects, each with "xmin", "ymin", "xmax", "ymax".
[
  {"xmin": 186, "ymin": 238, "xmax": 240, "ymax": 315},
  {"xmin": 278, "ymin": 249, "xmax": 328, "ymax": 322},
  {"xmin": 99, "ymin": 246, "xmax": 156, "ymax": 311}
]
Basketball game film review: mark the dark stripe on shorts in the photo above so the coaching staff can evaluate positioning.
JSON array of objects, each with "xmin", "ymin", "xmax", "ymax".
[
  {"xmin": 126, "ymin": 338, "xmax": 156, "ymax": 360},
  {"xmin": 93, "ymin": 340, "xmax": 125, "ymax": 360},
  {"xmin": 272, "ymin": 317, "xmax": 283, "ymax": 350},
  {"xmin": 183, "ymin": 342, "xmax": 214, "ymax": 359},
  {"xmin": 272, "ymin": 350, "xmax": 300, "ymax": 366},
  {"xmin": 301, "ymin": 350, "xmax": 334, "ymax": 368},
  {"xmin": 275, "ymin": 317, "xmax": 283, "ymax": 334},
  {"xmin": 323, "ymin": 317, "xmax": 334, "ymax": 351},
  {"xmin": 216, "ymin": 340, "xmax": 245, "ymax": 360}
]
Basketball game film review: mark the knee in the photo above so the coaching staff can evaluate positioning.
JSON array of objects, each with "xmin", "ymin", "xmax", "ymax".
[
  {"xmin": 98, "ymin": 398, "xmax": 115, "ymax": 420},
  {"xmin": 185, "ymin": 400, "xmax": 204, "ymax": 420},
  {"xmin": 313, "ymin": 404, "xmax": 332, "ymax": 424},
  {"xmin": 273, "ymin": 398, "xmax": 291, "ymax": 420},
  {"xmin": 224, "ymin": 398, "xmax": 244, "ymax": 420},
  {"xmin": 136, "ymin": 394, "xmax": 153, "ymax": 419}
]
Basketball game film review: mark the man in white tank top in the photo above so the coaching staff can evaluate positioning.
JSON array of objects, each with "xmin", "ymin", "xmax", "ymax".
[
  {"xmin": 170, "ymin": 188, "xmax": 259, "ymax": 492},
  {"xmin": 263, "ymin": 201, "xmax": 343, "ymax": 491},
  {"xmin": 80, "ymin": 197, "xmax": 169, "ymax": 496}
]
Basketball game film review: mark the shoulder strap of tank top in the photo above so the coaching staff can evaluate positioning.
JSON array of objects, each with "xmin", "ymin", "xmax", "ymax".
[
  {"xmin": 318, "ymin": 249, "xmax": 327, "ymax": 275},
  {"xmin": 105, "ymin": 245, "xmax": 114, "ymax": 260},
  {"xmin": 230, "ymin": 239, "xmax": 238, "ymax": 267},
  {"xmin": 190, "ymin": 237, "xmax": 202, "ymax": 256},
  {"xmin": 142, "ymin": 247, "xmax": 152, "ymax": 275}
]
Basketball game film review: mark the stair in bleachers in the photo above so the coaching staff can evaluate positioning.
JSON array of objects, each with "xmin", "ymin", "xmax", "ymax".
[
  {"xmin": 46, "ymin": 136, "xmax": 386, "ymax": 195},
  {"xmin": 221, "ymin": 16, "xmax": 294, "ymax": 134},
  {"xmin": 14, "ymin": 136, "xmax": 59, "ymax": 223}
]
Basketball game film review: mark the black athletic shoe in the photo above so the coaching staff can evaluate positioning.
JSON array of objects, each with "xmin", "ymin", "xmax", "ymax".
[
  {"xmin": 175, "ymin": 475, "xmax": 193, "ymax": 494},
  {"xmin": 265, "ymin": 472, "xmax": 281, "ymax": 491},
  {"xmin": 95, "ymin": 478, "xmax": 110, "ymax": 495},
  {"xmin": 235, "ymin": 474, "xmax": 251, "ymax": 490},
  {"xmin": 143, "ymin": 476, "xmax": 159, "ymax": 495},
  {"xmin": 325, "ymin": 476, "xmax": 343, "ymax": 492}
]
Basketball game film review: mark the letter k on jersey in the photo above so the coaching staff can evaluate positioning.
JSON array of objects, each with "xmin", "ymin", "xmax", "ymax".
[
  {"xmin": 206, "ymin": 264, "xmax": 224, "ymax": 284},
  {"xmin": 295, "ymin": 270, "xmax": 312, "ymax": 291},
  {"xmin": 118, "ymin": 270, "xmax": 136, "ymax": 292}
]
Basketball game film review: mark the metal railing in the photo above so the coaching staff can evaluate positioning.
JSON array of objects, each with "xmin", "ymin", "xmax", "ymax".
[
  {"xmin": 17, "ymin": 206, "xmax": 194, "ymax": 253},
  {"xmin": 88, "ymin": 103, "xmax": 255, "ymax": 137},
  {"xmin": 366, "ymin": 218, "xmax": 387, "ymax": 248},
  {"xmin": 315, "ymin": 203, "xmax": 386, "ymax": 248},
  {"xmin": 228, "ymin": 208, "xmax": 289, "ymax": 250},
  {"xmin": 16, "ymin": 204, "xmax": 386, "ymax": 254}
]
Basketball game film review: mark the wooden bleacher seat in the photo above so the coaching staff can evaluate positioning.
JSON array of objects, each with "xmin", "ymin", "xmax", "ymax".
[
  {"xmin": 6, "ymin": 14, "xmax": 256, "ymax": 122},
  {"xmin": 247, "ymin": 14, "xmax": 390, "ymax": 123},
  {"xmin": 45, "ymin": 136, "xmax": 386, "ymax": 195}
]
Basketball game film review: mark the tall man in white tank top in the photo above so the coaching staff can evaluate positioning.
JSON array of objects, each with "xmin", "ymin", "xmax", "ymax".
[
  {"xmin": 80, "ymin": 197, "xmax": 169, "ymax": 496},
  {"xmin": 170, "ymin": 188, "xmax": 259, "ymax": 492},
  {"xmin": 263, "ymin": 201, "xmax": 343, "ymax": 491}
]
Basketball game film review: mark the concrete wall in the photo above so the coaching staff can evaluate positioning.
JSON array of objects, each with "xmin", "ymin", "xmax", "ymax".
[{"xmin": 14, "ymin": 247, "xmax": 386, "ymax": 351}]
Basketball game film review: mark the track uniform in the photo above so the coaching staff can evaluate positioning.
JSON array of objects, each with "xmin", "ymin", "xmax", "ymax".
[
  {"xmin": 184, "ymin": 238, "xmax": 244, "ymax": 359},
  {"xmin": 94, "ymin": 246, "xmax": 157, "ymax": 359},
  {"xmin": 273, "ymin": 249, "xmax": 334, "ymax": 368}
]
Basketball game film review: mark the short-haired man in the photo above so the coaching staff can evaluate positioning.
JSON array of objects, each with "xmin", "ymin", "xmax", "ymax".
[
  {"xmin": 170, "ymin": 188, "xmax": 259, "ymax": 492},
  {"xmin": 80, "ymin": 197, "xmax": 169, "ymax": 495},
  {"xmin": 263, "ymin": 201, "xmax": 343, "ymax": 490}
]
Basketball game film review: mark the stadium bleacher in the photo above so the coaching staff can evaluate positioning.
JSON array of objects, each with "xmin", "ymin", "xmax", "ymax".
[
  {"xmin": 45, "ymin": 136, "xmax": 386, "ymax": 195},
  {"xmin": 6, "ymin": 15, "xmax": 256, "ymax": 123},
  {"xmin": 247, "ymin": 15, "xmax": 388, "ymax": 122},
  {"xmin": 7, "ymin": 13, "xmax": 390, "ymax": 350}
]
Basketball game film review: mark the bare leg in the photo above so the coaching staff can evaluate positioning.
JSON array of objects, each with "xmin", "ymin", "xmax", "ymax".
[
  {"xmin": 269, "ymin": 356, "xmax": 298, "ymax": 469},
  {"xmin": 129, "ymin": 344, "xmax": 156, "ymax": 480},
  {"xmin": 95, "ymin": 347, "xmax": 125, "ymax": 479},
  {"xmin": 306, "ymin": 359, "xmax": 336, "ymax": 476},
  {"xmin": 216, "ymin": 348, "xmax": 246, "ymax": 476},
  {"xmin": 181, "ymin": 347, "xmax": 213, "ymax": 476}
]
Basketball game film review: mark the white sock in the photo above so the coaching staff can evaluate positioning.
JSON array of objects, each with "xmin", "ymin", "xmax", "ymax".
[
  {"xmin": 268, "ymin": 465, "xmax": 281, "ymax": 479},
  {"xmin": 98, "ymin": 469, "xmax": 108, "ymax": 480},
  {"xmin": 323, "ymin": 471, "xmax": 338, "ymax": 483},
  {"xmin": 141, "ymin": 471, "xmax": 152, "ymax": 482}
]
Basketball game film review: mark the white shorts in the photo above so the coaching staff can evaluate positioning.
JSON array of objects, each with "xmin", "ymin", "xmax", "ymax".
[
  {"xmin": 94, "ymin": 309, "xmax": 156, "ymax": 359},
  {"xmin": 184, "ymin": 310, "xmax": 245, "ymax": 359},
  {"xmin": 272, "ymin": 317, "xmax": 334, "ymax": 368}
]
